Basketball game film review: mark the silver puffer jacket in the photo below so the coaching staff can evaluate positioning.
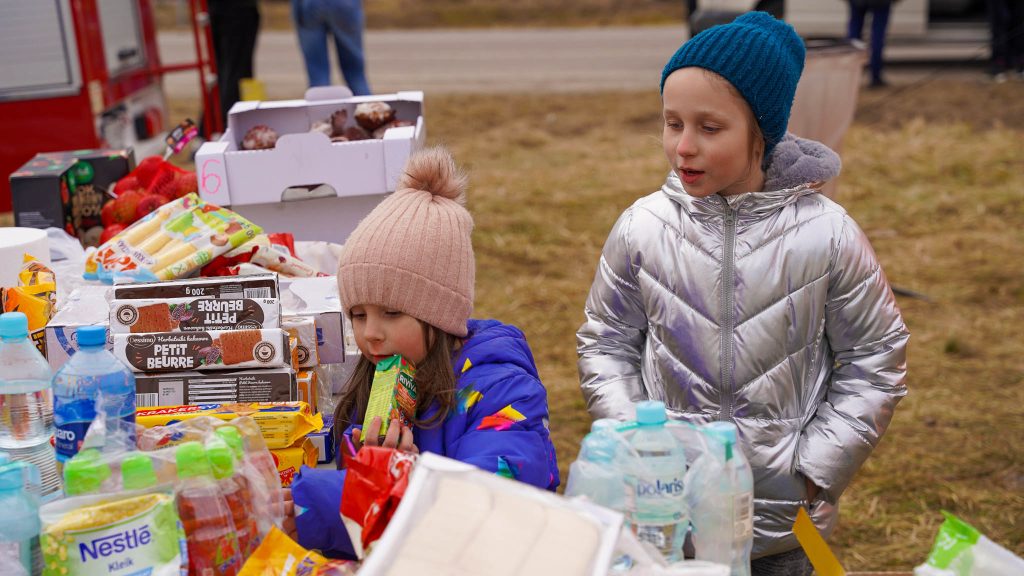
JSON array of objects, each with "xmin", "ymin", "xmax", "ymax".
[{"xmin": 577, "ymin": 135, "xmax": 908, "ymax": 558}]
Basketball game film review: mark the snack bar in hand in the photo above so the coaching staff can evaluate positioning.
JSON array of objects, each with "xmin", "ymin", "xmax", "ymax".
[
  {"xmin": 87, "ymin": 193, "xmax": 261, "ymax": 282},
  {"xmin": 360, "ymin": 355, "xmax": 417, "ymax": 442}
]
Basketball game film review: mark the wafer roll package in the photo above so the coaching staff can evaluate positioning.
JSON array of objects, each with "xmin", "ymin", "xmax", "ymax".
[
  {"xmin": 87, "ymin": 193, "xmax": 261, "ymax": 282},
  {"xmin": 360, "ymin": 355, "xmax": 417, "ymax": 442},
  {"xmin": 113, "ymin": 329, "xmax": 289, "ymax": 372}
]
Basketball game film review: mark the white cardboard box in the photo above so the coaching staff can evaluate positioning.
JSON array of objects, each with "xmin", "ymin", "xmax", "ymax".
[
  {"xmin": 356, "ymin": 453, "xmax": 623, "ymax": 576},
  {"xmin": 194, "ymin": 89, "xmax": 425, "ymax": 244},
  {"xmin": 281, "ymin": 276, "xmax": 346, "ymax": 365},
  {"xmin": 45, "ymin": 285, "xmax": 112, "ymax": 371}
]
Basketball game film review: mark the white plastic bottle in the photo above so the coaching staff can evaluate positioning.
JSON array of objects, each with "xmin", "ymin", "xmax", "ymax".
[
  {"xmin": 627, "ymin": 401, "xmax": 688, "ymax": 562},
  {"xmin": 699, "ymin": 421, "xmax": 754, "ymax": 576},
  {"xmin": 0, "ymin": 312, "xmax": 61, "ymax": 501}
]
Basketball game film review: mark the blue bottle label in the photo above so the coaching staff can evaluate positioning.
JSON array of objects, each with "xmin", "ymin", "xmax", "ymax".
[{"xmin": 54, "ymin": 420, "xmax": 91, "ymax": 462}]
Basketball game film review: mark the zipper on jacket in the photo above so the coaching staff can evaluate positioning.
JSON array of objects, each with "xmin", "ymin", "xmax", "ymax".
[{"xmin": 720, "ymin": 207, "xmax": 738, "ymax": 420}]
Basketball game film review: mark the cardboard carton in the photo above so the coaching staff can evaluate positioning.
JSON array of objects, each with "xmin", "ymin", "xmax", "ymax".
[
  {"xmin": 10, "ymin": 149, "xmax": 134, "ymax": 246},
  {"xmin": 194, "ymin": 90, "xmax": 424, "ymax": 243}
]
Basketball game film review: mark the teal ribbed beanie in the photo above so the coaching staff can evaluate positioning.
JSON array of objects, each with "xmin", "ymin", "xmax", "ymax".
[{"xmin": 661, "ymin": 12, "xmax": 805, "ymax": 156}]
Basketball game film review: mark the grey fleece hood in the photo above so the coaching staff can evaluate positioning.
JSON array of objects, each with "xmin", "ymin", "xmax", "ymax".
[{"xmin": 663, "ymin": 133, "xmax": 842, "ymax": 216}]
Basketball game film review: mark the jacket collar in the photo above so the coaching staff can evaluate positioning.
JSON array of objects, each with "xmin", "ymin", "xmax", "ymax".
[{"xmin": 661, "ymin": 133, "xmax": 842, "ymax": 218}]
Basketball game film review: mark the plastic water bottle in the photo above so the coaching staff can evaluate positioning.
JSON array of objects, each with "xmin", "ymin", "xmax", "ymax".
[
  {"xmin": 52, "ymin": 325, "xmax": 136, "ymax": 472},
  {"xmin": 565, "ymin": 418, "xmax": 632, "ymax": 572},
  {"xmin": 0, "ymin": 455, "xmax": 41, "ymax": 576},
  {"xmin": 0, "ymin": 312, "xmax": 61, "ymax": 501},
  {"xmin": 699, "ymin": 422, "xmax": 753, "ymax": 576},
  {"xmin": 628, "ymin": 401, "xmax": 688, "ymax": 562},
  {"xmin": 175, "ymin": 442, "xmax": 242, "ymax": 576}
]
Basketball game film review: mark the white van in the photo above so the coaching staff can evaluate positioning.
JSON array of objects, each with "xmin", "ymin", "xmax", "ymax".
[{"xmin": 690, "ymin": 0, "xmax": 986, "ymax": 39}]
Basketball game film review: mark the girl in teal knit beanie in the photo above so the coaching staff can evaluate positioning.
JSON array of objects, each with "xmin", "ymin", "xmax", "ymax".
[{"xmin": 579, "ymin": 11, "xmax": 908, "ymax": 576}]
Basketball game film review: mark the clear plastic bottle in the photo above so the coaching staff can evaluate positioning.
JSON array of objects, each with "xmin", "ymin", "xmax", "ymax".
[
  {"xmin": 698, "ymin": 422, "xmax": 753, "ymax": 576},
  {"xmin": 207, "ymin": 436, "xmax": 259, "ymax": 557},
  {"xmin": 0, "ymin": 312, "xmax": 61, "ymax": 501},
  {"xmin": 52, "ymin": 325, "xmax": 136, "ymax": 472},
  {"xmin": 0, "ymin": 454, "xmax": 41, "ymax": 576},
  {"xmin": 566, "ymin": 418, "xmax": 632, "ymax": 572},
  {"xmin": 566, "ymin": 420, "xmax": 627, "ymax": 512},
  {"xmin": 627, "ymin": 401, "xmax": 688, "ymax": 562},
  {"xmin": 175, "ymin": 441, "xmax": 242, "ymax": 576}
]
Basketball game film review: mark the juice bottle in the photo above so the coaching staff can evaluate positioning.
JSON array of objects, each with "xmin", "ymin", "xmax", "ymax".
[
  {"xmin": 175, "ymin": 441, "xmax": 242, "ymax": 576},
  {"xmin": 206, "ymin": 436, "xmax": 258, "ymax": 557}
]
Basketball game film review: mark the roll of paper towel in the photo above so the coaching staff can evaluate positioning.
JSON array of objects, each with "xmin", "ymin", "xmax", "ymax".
[{"xmin": 0, "ymin": 228, "xmax": 51, "ymax": 288}]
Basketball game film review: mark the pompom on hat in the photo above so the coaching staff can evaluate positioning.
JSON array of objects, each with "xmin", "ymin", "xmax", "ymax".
[
  {"xmin": 660, "ymin": 11, "xmax": 806, "ymax": 156},
  {"xmin": 337, "ymin": 147, "xmax": 474, "ymax": 337}
]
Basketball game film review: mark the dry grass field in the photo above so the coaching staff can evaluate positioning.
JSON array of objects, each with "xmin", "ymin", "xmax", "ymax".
[{"xmin": 160, "ymin": 76, "xmax": 1024, "ymax": 570}]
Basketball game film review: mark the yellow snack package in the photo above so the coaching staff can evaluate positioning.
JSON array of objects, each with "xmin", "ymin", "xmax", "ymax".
[
  {"xmin": 361, "ymin": 355, "xmax": 417, "ymax": 442},
  {"xmin": 269, "ymin": 438, "xmax": 318, "ymax": 487},
  {"xmin": 296, "ymin": 369, "xmax": 318, "ymax": 414},
  {"xmin": 240, "ymin": 527, "xmax": 358, "ymax": 575},
  {"xmin": 135, "ymin": 402, "xmax": 322, "ymax": 449},
  {"xmin": 2, "ymin": 255, "xmax": 57, "ymax": 356}
]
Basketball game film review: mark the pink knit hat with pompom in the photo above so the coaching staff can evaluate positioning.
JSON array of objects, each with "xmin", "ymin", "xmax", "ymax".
[{"xmin": 337, "ymin": 147, "xmax": 474, "ymax": 337}]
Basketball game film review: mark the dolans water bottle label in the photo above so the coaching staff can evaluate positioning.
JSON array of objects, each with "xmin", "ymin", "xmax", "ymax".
[
  {"xmin": 635, "ymin": 477, "xmax": 684, "ymax": 497},
  {"xmin": 54, "ymin": 421, "xmax": 91, "ymax": 462}
]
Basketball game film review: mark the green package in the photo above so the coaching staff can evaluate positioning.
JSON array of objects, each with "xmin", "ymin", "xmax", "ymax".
[{"xmin": 361, "ymin": 355, "xmax": 417, "ymax": 442}]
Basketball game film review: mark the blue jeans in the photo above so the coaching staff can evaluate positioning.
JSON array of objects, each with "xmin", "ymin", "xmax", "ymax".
[
  {"xmin": 291, "ymin": 0, "xmax": 371, "ymax": 95},
  {"xmin": 847, "ymin": 1, "xmax": 892, "ymax": 84},
  {"xmin": 751, "ymin": 547, "xmax": 814, "ymax": 576}
]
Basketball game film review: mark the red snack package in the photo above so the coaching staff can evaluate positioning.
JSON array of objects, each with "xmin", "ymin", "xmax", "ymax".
[{"xmin": 339, "ymin": 446, "xmax": 417, "ymax": 557}]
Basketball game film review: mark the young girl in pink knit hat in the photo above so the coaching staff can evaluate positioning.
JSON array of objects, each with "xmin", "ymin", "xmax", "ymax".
[{"xmin": 288, "ymin": 146, "xmax": 559, "ymax": 558}]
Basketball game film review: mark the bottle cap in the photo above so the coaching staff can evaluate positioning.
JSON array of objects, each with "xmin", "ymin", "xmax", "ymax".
[
  {"xmin": 704, "ymin": 421, "xmax": 738, "ymax": 461},
  {"xmin": 590, "ymin": 418, "xmax": 620, "ymax": 433},
  {"xmin": 0, "ymin": 312, "xmax": 28, "ymax": 339},
  {"xmin": 580, "ymin": 433, "xmax": 617, "ymax": 463},
  {"xmin": 64, "ymin": 449, "xmax": 112, "ymax": 495},
  {"xmin": 121, "ymin": 453, "xmax": 158, "ymax": 490},
  {"xmin": 77, "ymin": 326, "xmax": 106, "ymax": 347},
  {"xmin": 175, "ymin": 441, "xmax": 211, "ymax": 479},
  {"xmin": 214, "ymin": 425, "xmax": 246, "ymax": 461},
  {"xmin": 205, "ymin": 437, "xmax": 235, "ymax": 480},
  {"xmin": 635, "ymin": 401, "xmax": 667, "ymax": 425}
]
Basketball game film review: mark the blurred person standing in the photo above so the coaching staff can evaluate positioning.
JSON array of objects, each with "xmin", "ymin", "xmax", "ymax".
[
  {"xmin": 847, "ymin": 0, "xmax": 895, "ymax": 88},
  {"xmin": 986, "ymin": 0, "xmax": 1024, "ymax": 82},
  {"xmin": 209, "ymin": 0, "xmax": 261, "ymax": 123},
  {"xmin": 291, "ymin": 0, "xmax": 372, "ymax": 95}
]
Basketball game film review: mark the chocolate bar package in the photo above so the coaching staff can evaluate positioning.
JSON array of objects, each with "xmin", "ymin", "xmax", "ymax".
[
  {"xmin": 109, "ymin": 297, "xmax": 281, "ymax": 334},
  {"xmin": 110, "ymin": 273, "xmax": 279, "ymax": 300},
  {"xmin": 134, "ymin": 368, "xmax": 296, "ymax": 407},
  {"xmin": 360, "ymin": 355, "xmax": 417, "ymax": 441},
  {"xmin": 113, "ymin": 329, "xmax": 289, "ymax": 372}
]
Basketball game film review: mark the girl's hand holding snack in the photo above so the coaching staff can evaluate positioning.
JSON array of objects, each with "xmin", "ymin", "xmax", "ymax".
[{"xmin": 352, "ymin": 417, "xmax": 418, "ymax": 454}]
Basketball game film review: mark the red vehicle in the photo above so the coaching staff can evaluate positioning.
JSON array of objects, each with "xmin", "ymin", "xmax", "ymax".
[{"xmin": 0, "ymin": 0, "xmax": 219, "ymax": 213}]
